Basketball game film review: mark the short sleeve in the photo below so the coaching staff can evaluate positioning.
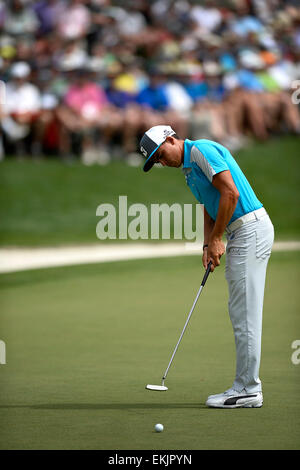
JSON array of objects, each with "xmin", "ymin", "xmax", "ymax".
[{"xmin": 191, "ymin": 144, "xmax": 229, "ymax": 182}]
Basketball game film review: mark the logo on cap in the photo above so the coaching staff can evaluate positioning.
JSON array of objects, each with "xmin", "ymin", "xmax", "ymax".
[
  {"xmin": 140, "ymin": 146, "xmax": 147, "ymax": 157},
  {"xmin": 163, "ymin": 129, "xmax": 173, "ymax": 137}
]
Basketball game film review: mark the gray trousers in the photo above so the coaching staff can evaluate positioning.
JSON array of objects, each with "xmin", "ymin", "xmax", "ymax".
[{"xmin": 225, "ymin": 212, "xmax": 274, "ymax": 393}]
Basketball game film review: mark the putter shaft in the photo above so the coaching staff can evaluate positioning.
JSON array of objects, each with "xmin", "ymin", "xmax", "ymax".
[{"xmin": 162, "ymin": 261, "xmax": 212, "ymax": 383}]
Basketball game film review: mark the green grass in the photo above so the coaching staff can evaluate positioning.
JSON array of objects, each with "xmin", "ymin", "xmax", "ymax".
[
  {"xmin": 236, "ymin": 137, "xmax": 300, "ymax": 239},
  {"xmin": 0, "ymin": 251, "xmax": 299, "ymax": 449},
  {"xmin": 0, "ymin": 136, "xmax": 299, "ymax": 246}
]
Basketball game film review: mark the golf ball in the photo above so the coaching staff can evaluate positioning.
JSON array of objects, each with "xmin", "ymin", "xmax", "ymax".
[{"xmin": 155, "ymin": 423, "xmax": 164, "ymax": 433}]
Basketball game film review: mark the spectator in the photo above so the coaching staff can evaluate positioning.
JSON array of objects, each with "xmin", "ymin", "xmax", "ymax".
[
  {"xmin": 56, "ymin": 0, "xmax": 91, "ymax": 40},
  {"xmin": 3, "ymin": 0, "xmax": 39, "ymax": 37},
  {"xmin": 1, "ymin": 61, "xmax": 41, "ymax": 156},
  {"xmin": 0, "ymin": 0, "xmax": 299, "ymax": 161},
  {"xmin": 33, "ymin": 0, "xmax": 65, "ymax": 36},
  {"xmin": 59, "ymin": 65, "xmax": 123, "ymax": 163},
  {"xmin": 190, "ymin": 0, "xmax": 223, "ymax": 34},
  {"xmin": 32, "ymin": 93, "xmax": 61, "ymax": 157},
  {"xmin": 229, "ymin": 1, "xmax": 264, "ymax": 38}
]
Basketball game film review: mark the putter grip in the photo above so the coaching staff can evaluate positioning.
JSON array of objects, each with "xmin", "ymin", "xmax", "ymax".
[{"xmin": 201, "ymin": 261, "xmax": 212, "ymax": 287}]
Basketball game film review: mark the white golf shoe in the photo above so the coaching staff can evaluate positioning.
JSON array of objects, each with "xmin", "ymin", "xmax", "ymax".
[{"xmin": 206, "ymin": 388, "xmax": 263, "ymax": 408}]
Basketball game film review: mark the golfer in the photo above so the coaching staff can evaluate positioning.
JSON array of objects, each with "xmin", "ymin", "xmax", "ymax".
[{"xmin": 139, "ymin": 125, "xmax": 274, "ymax": 408}]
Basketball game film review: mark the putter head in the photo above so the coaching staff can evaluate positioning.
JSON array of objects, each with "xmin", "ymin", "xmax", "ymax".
[{"xmin": 146, "ymin": 384, "xmax": 168, "ymax": 391}]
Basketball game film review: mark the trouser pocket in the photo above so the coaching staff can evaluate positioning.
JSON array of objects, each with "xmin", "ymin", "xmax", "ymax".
[
  {"xmin": 255, "ymin": 217, "xmax": 274, "ymax": 260},
  {"xmin": 225, "ymin": 238, "xmax": 252, "ymax": 281}
]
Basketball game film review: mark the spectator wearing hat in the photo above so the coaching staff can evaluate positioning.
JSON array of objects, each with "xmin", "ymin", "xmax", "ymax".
[
  {"xmin": 185, "ymin": 61, "xmax": 243, "ymax": 150},
  {"xmin": 31, "ymin": 93, "xmax": 63, "ymax": 158},
  {"xmin": 58, "ymin": 65, "xmax": 123, "ymax": 163},
  {"xmin": 236, "ymin": 50, "xmax": 300, "ymax": 137},
  {"xmin": 3, "ymin": 0, "xmax": 39, "ymax": 38},
  {"xmin": 106, "ymin": 62, "xmax": 147, "ymax": 160},
  {"xmin": 137, "ymin": 71, "xmax": 188, "ymax": 141},
  {"xmin": 1, "ymin": 61, "xmax": 41, "ymax": 156}
]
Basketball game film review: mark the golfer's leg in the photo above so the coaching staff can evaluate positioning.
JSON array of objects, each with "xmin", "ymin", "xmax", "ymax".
[
  {"xmin": 244, "ymin": 249, "xmax": 269, "ymax": 392},
  {"xmin": 245, "ymin": 216, "xmax": 274, "ymax": 393},
  {"xmin": 226, "ymin": 229, "xmax": 255, "ymax": 392},
  {"xmin": 225, "ymin": 217, "xmax": 274, "ymax": 393}
]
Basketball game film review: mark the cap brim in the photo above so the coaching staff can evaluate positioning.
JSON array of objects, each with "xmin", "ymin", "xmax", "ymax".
[
  {"xmin": 142, "ymin": 142, "xmax": 163, "ymax": 172},
  {"xmin": 143, "ymin": 156, "xmax": 156, "ymax": 172}
]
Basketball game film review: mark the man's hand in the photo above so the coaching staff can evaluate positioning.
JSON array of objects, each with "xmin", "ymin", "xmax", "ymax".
[
  {"xmin": 202, "ymin": 246, "xmax": 209, "ymax": 270},
  {"xmin": 207, "ymin": 237, "xmax": 225, "ymax": 272}
]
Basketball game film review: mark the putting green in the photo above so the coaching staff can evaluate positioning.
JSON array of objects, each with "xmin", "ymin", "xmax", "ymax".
[{"xmin": 0, "ymin": 251, "xmax": 299, "ymax": 449}]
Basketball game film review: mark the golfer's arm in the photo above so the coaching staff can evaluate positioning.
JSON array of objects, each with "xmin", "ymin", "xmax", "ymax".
[
  {"xmin": 203, "ymin": 207, "xmax": 215, "ymax": 245},
  {"xmin": 210, "ymin": 170, "xmax": 239, "ymax": 239}
]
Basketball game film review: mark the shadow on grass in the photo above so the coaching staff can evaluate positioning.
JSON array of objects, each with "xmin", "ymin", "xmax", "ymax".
[{"xmin": 0, "ymin": 403, "xmax": 208, "ymax": 410}]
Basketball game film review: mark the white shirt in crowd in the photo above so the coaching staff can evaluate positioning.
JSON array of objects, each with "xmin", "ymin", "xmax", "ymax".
[
  {"xmin": 4, "ymin": 82, "xmax": 41, "ymax": 115},
  {"xmin": 164, "ymin": 82, "xmax": 193, "ymax": 113}
]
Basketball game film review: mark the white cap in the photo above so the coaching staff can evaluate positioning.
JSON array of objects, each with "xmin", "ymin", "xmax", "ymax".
[
  {"xmin": 140, "ymin": 125, "xmax": 176, "ymax": 172},
  {"xmin": 10, "ymin": 62, "xmax": 31, "ymax": 78}
]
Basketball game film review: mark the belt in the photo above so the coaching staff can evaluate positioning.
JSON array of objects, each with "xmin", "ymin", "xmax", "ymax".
[{"xmin": 226, "ymin": 207, "xmax": 267, "ymax": 234}]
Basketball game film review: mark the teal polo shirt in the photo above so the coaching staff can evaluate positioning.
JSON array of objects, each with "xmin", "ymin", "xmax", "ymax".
[{"xmin": 182, "ymin": 139, "xmax": 263, "ymax": 224}]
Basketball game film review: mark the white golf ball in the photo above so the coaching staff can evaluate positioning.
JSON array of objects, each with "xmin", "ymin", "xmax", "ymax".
[{"xmin": 155, "ymin": 423, "xmax": 164, "ymax": 433}]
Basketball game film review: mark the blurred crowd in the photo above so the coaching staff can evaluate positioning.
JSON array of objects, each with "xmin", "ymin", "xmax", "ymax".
[{"xmin": 0, "ymin": 0, "xmax": 300, "ymax": 165}]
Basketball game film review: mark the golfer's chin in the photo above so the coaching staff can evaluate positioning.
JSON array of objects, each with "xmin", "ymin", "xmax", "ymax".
[{"xmin": 165, "ymin": 161, "xmax": 182, "ymax": 168}]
